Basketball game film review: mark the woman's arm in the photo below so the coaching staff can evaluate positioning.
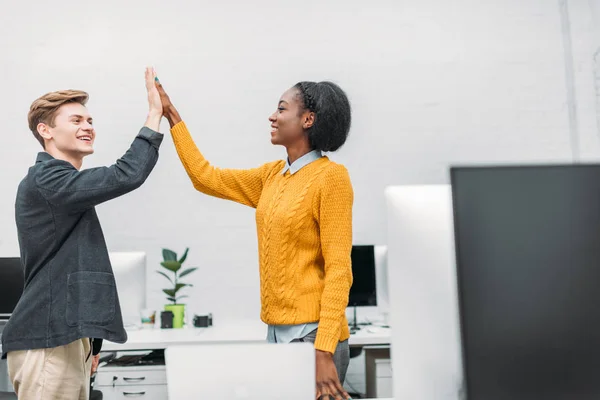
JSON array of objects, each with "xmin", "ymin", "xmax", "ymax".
[
  {"xmin": 314, "ymin": 163, "xmax": 354, "ymax": 354},
  {"xmin": 156, "ymin": 78, "xmax": 279, "ymax": 208}
]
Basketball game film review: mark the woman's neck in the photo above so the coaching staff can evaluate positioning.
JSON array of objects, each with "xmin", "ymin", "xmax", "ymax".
[{"xmin": 286, "ymin": 141, "xmax": 313, "ymax": 165}]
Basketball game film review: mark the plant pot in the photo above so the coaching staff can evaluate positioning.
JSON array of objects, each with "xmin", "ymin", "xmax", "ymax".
[{"xmin": 164, "ymin": 304, "xmax": 185, "ymax": 328}]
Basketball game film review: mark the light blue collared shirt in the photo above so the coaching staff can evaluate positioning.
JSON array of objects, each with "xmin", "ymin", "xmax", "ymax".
[
  {"xmin": 266, "ymin": 149, "xmax": 323, "ymax": 344},
  {"xmin": 280, "ymin": 149, "xmax": 323, "ymax": 175}
]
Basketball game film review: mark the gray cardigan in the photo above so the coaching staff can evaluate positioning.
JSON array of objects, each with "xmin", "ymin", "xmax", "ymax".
[{"xmin": 1, "ymin": 127, "xmax": 163, "ymax": 358}]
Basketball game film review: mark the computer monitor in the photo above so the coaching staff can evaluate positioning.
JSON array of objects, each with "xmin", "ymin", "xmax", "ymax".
[
  {"xmin": 166, "ymin": 342, "xmax": 315, "ymax": 400},
  {"xmin": 385, "ymin": 185, "xmax": 463, "ymax": 399},
  {"xmin": 451, "ymin": 164, "xmax": 600, "ymax": 400},
  {"xmin": 1, "ymin": 254, "xmax": 146, "ymax": 325},
  {"xmin": 0, "ymin": 258, "xmax": 24, "ymax": 320},
  {"xmin": 374, "ymin": 245, "xmax": 390, "ymax": 321},
  {"xmin": 109, "ymin": 252, "xmax": 146, "ymax": 328},
  {"xmin": 349, "ymin": 245, "xmax": 377, "ymax": 307}
]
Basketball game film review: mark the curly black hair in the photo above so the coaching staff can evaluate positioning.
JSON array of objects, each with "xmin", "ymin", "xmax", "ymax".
[{"xmin": 293, "ymin": 81, "xmax": 351, "ymax": 152}]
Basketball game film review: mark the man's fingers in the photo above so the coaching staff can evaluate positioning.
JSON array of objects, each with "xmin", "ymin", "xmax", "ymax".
[
  {"xmin": 145, "ymin": 67, "xmax": 156, "ymax": 92},
  {"xmin": 145, "ymin": 67, "xmax": 160, "ymax": 89},
  {"xmin": 91, "ymin": 354, "xmax": 100, "ymax": 373},
  {"xmin": 145, "ymin": 67, "xmax": 151, "ymax": 87}
]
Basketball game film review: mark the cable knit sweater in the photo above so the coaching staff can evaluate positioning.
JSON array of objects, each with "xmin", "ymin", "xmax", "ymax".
[{"xmin": 171, "ymin": 121, "xmax": 353, "ymax": 353}]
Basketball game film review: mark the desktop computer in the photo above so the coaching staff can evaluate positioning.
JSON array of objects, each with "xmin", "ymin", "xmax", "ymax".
[
  {"xmin": 384, "ymin": 185, "xmax": 463, "ymax": 399},
  {"xmin": 0, "ymin": 258, "xmax": 24, "ymax": 321},
  {"xmin": 349, "ymin": 245, "xmax": 377, "ymax": 333},
  {"xmin": 109, "ymin": 252, "xmax": 146, "ymax": 328},
  {"xmin": 451, "ymin": 164, "xmax": 600, "ymax": 400},
  {"xmin": 0, "ymin": 254, "xmax": 145, "ymax": 328},
  {"xmin": 0, "ymin": 258, "xmax": 24, "ymax": 394}
]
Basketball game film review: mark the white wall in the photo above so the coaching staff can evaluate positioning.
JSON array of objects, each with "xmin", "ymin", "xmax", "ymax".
[{"xmin": 1, "ymin": 0, "xmax": 599, "ymax": 322}]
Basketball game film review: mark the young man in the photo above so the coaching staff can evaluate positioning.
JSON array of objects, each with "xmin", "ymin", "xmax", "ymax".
[{"xmin": 0, "ymin": 67, "xmax": 163, "ymax": 399}]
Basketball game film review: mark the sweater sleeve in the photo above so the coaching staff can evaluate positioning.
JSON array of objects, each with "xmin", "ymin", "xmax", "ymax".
[
  {"xmin": 314, "ymin": 164, "xmax": 354, "ymax": 354},
  {"xmin": 170, "ymin": 121, "xmax": 280, "ymax": 208}
]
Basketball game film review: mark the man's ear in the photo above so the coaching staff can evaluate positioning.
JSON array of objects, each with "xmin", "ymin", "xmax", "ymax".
[
  {"xmin": 303, "ymin": 112, "xmax": 315, "ymax": 130},
  {"xmin": 37, "ymin": 123, "xmax": 52, "ymax": 141}
]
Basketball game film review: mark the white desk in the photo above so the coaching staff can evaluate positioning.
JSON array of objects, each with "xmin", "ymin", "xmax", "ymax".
[
  {"xmin": 1, "ymin": 322, "xmax": 392, "ymax": 398},
  {"xmin": 349, "ymin": 326, "xmax": 391, "ymax": 347},
  {"xmin": 101, "ymin": 319, "xmax": 267, "ymax": 351},
  {"xmin": 102, "ymin": 320, "xmax": 391, "ymax": 351},
  {"xmin": 97, "ymin": 321, "xmax": 392, "ymax": 398}
]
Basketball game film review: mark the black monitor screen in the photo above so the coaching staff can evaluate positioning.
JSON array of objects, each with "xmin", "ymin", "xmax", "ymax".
[
  {"xmin": 349, "ymin": 245, "xmax": 376, "ymax": 306},
  {"xmin": 0, "ymin": 258, "xmax": 24, "ymax": 318},
  {"xmin": 451, "ymin": 165, "xmax": 600, "ymax": 400}
]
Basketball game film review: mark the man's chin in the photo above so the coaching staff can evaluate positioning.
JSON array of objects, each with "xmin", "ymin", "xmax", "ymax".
[{"xmin": 79, "ymin": 148, "xmax": 94, "ymax": 156}]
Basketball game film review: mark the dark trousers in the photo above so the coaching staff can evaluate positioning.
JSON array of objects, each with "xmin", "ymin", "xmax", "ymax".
[{"xmin": 292, "ymin": 329, "xmax": 350, "ymax": 384}]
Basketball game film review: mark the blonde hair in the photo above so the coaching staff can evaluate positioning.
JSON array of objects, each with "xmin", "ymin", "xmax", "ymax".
[{"xmin": 27, "ymin": 90, "xmax": 89, "ymax": 148}]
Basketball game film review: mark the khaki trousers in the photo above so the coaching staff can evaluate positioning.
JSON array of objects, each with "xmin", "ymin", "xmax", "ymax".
[{"xmin": 7, "ymin": 338, "xmax": 92, "ymax": 400}]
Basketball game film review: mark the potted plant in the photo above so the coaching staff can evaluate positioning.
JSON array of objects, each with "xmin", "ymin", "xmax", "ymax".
[{"xmin": 157, "ymin": 247, "xmax": 197, "ymax": 328}]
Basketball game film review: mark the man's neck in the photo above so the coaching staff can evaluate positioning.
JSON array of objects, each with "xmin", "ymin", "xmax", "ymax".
[{"xmin": 45, "ymin": 148, "xmax": 84, "ymax": 170}]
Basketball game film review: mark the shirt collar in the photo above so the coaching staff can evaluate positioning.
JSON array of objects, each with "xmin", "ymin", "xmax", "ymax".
[
  {"xmin": 35, "ymin": 152, "xmax": 54, "ymax": 163},
  {"xmin": 281, "ymin": 150, "xmax": 323, "ymax": 175}
]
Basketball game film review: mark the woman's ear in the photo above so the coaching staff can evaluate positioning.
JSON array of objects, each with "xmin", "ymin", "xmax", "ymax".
[{"xmin": 303, "ymin": 111, "xmax": 315, "ymax": 130}]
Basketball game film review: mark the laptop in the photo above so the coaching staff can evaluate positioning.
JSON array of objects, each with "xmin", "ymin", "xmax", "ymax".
[{"xmin": 165, "ymin": 342, "xmax": 315, "ymax": 399}]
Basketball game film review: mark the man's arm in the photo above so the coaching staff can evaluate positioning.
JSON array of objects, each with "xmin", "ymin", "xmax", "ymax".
[
  {"xmin": 35, "ymin": 127, "xmax": 163, "ymax": 212},
  {"xmin": 35, "ymin": 67, "xmax": 164, "ymax": 212}
]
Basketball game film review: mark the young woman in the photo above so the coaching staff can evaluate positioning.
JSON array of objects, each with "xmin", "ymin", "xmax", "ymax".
[{"xmin": 157, "ymin": 78, "xmax": 353, "ymax": 400}]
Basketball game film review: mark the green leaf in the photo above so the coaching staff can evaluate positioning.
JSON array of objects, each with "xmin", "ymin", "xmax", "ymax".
[
  {"xmin": 178, "ymin": 248, "xmax": 189, "ymax": 264},
  {"xmin": 162, "ymin": 249, "xmax": 177, "ymax": 261},
  {"xmin": 173, "ymin": 283, "xmax": 192, "ymax": 294},
  {"xmin": 167, "ymin": 297, "xmax": 177, "ymax": 303},
  {"xmin": 156, "ymin": 271, "xmax": 174, "ymax": 285},
  {"xmin": 175, "ymin": 283, "xmax": 191, "ymax": 290},
  {"xmin": 163, "ymin": 289, "xmax": 176, "ymax": 297},
  {"xmin": 161, "ymin": 261, "xmax": 181, "ymax": 272},
  {"xmin": 178, "ymin": 267, "xmax": 198, "ymax": 279}
]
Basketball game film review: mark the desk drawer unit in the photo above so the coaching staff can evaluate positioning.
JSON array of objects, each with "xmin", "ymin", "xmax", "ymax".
[
  {"xmin": 375, "ymin": 358, "xmax": 393, "ymax": 398},
  {"xmin": 96, "ymin": 366, "xmax": 167, "ymax": 387},
  {"xmin": 94, "ymin": 384, "xmax": 168, "ymax": 400},
  {"xmin": 95, "ymin": 365, "xmax": 167, "ymax": 400},
  {"xmin": 364, "ymin": 345, "xmax": 393, "ymax": 398}
]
